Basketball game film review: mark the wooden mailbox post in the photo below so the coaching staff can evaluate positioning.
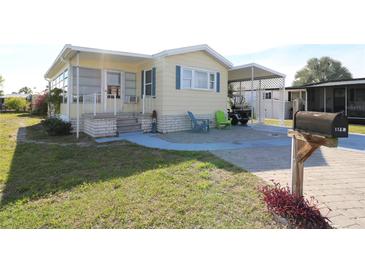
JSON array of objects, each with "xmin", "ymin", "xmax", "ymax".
[{"xmin": 289, "ymin": 111, "xmax": 348, "ymax": 196}]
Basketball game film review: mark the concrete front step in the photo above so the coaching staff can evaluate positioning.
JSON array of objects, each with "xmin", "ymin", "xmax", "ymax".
[
  {"xmin": 117, "ymin": 118, "xmax": 138, "ymax": 126},
  {"xmin": 117, "ymin": 123, "xmax": 142, "ymax": 133}
]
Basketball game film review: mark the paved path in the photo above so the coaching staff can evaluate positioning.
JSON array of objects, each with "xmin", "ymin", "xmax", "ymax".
[
  {"xmin": 212, "ymin": 146, "xmax": 365, "ymax": 228},
  {"xmin": 96, "ymin": 125, "xmax": 365, "ymax": 228}
]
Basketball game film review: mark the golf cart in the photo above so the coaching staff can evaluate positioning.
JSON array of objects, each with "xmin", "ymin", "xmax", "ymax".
[{"xmin": 227, "ymin": 94, "xmax": 251, "ymax": 126}]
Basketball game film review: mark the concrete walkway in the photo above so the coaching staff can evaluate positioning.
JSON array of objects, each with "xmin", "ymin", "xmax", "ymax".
[
  {"xmin": 96, "ymin": 131, "xmax": 290, "ymax": 151},
  {"xmin": 96, "ymin": 125, "xmax": 365, "ymax": 228}
]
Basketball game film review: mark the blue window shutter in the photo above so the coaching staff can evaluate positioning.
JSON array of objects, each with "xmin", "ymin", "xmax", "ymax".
[
  {"xmin": 152, "ymin": 67, "xmax": 156, "ymax": 97},
  {"xmin": 176, "ymin": 65, "xmax": 181, "ymax": 90},
  {"xmin": 216, "ymin": 72, "xmax": 220, "ymax": 92},
  {"xmin": 141, "ymin": 70, "xmax": 144, "ymax": 97}
]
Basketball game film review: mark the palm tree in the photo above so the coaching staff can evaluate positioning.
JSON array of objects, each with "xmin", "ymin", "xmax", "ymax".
[{"xmin": 293, "ymin": 57, "xmax": 352, "ymax": 86}]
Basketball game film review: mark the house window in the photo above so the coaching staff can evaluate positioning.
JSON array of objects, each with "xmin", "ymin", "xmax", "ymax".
[
  {"xmin": 144, "ymin": 69, "xmax": 152, "ymax": 96},
  {"xmin": 125, "ymin": 72, "xmax": 136, "ymax": 96},
  {"xmin": 194, "ymin": 70, "xmax": 208, "ymax": 89},
  {"xmin": 209, "ymin": 73, "xmax": 215, "ymax": 90},
  {"xmin": 182, "ymin": 69, "xmax": 192, "ymax": 89},
  {"xmin": 181, "ymin": 67, "xmax": 216, "ymax": 91},
  {"xmin": 264, "ymin": 92, "xmax": 272, "ymax": 99}
]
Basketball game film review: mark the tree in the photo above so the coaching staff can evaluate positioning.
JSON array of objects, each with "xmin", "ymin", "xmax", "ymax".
[
  {"xmin": 0, "ymin": 75, "xmax": 4, "ymax": 96},
  {"xmin": 18, "ymin": 86, "xmax": 33, "ymax": 94},
  {"xmin": 5, "ymin": 97, "xmax": 27, "ymax": 112},
  {"xmin": 293, "ymin": 57, "xmax": 352, "ymax": 86}
]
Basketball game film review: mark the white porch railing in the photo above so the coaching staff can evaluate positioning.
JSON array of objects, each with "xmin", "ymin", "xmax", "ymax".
[
  {"xmin": 82, "ymin": 93, "xmax": 103, "ymax": 115},
  {"xmin": 67, "ymin": 93, "xmax": 155, "ymax": 116}
]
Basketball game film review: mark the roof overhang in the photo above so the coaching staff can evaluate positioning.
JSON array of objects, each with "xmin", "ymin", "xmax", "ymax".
[
  {"xmin": 228, "ymin": 63, "xmax": 286, "ymax": 82},
  {"xmin": 44, "ymin": 45, "xmax": 153, "ymax": 79},
  {"xmin": 305, "ymin": 78, "xmax": 365, "ymax": 88}
]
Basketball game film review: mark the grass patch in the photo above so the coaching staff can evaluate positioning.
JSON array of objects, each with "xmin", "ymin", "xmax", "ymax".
[
  {"xmin": 349, "ymin": 124, "xmax": 365, "ymax": 134},
  {"xmin": 264, "ymin": 119, "xmax": 292, "ymax": 128},
  {"xmin": 0, "ymin": 113, "xmax": 276, "ymax": 228}
]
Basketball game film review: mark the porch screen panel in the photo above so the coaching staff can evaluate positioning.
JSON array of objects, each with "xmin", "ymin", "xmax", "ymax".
[
  {"xmin": 307, "ymin": 88, "xmax": 324, "ymax": 112},
  {"xmin": 348, "ymin": 86, "xmax": 365, "ymax": 118},
  {"xmin": 72, "ymin": 67, "xmax": 101, "ymax": 95}
]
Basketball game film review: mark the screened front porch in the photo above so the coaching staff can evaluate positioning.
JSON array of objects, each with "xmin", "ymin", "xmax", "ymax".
[{"xmin": 48, "ymin": 47, "xmax": 157, "ymax": 122}]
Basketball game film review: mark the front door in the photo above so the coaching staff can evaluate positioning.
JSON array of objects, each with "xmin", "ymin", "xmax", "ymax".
[{"xmin": 105, "ymin": 70, "xmax": 124, "ymax": 113}]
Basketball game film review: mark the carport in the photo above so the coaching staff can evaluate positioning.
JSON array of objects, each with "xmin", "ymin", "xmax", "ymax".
[{"xmin": 228, "ymin": 63, "xmax": 286, "ymax": 124}]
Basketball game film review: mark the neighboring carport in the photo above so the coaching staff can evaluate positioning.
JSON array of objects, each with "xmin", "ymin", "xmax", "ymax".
[{"xmin": 228, "ymin": 63, "xmax": 286, "ymax": 124}]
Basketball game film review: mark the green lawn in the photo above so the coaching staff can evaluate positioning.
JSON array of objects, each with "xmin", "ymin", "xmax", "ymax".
[
  {"xmin": 0, "ymin": 113, "xmax": 276, "ymax": 228},
  {"xmin": 264, "ymin": 118, "xmax": 365, "ymax": 134}
]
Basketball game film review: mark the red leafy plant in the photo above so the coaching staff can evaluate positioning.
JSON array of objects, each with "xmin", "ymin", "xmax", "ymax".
[
  {"xmin": 32, "ymin": 92, "xmax": 48, "ymax": 115},
  {"xmin": 260, "ymin": 184, "xmax": 332, "ymax": 229}
]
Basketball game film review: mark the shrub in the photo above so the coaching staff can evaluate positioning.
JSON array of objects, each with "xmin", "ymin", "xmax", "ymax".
[
  {"xmin": 5, "ymin": 97, "xmax": 27, "ymax": 112},
  {"xmin": 48, "ymin": 88, "xmax": 63, "ymax": 114},
  {"xmin": 32, "ymin": 93, "xmax": 48, "ymax": 115},
  {"xmin": 260, "ymin": 184, "xmax": 331, "ymax": 229},
  {"xmin": 41, "ymin": 117, "xmax": 72, "ymax": 136}
]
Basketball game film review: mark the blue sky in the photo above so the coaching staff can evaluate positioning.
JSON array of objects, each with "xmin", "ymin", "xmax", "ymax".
[
  {"xmin": 228, "ymin": 44, "xmax": 365, "ymax": 86},
  {"xmin": 1, "ymin": 44, "xmax": 364, "ymax": 93},
  {"xmin": 1, "ymin": 0, "xmax": 365, "ymax": 93}
]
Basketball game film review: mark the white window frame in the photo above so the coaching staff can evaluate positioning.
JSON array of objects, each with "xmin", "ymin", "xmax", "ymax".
[
  {"xmin": 182, "ymin": 68, "xmax": 193, "ymax": 89},
  {"xmin": 144, "ymin": 69, "xmax": 153, "ymax": 96},
  {"xmin": 180, "ymin": 66, "xmax": 217, "ymax": 91}
]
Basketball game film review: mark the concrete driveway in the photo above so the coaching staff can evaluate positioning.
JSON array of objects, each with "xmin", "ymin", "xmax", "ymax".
[
  {"xmin": 211, "ymin": 125, "xmax": 365, "ymax": 228},
  {"xmin": 98, "ymin": 124, "xmax": 365, "ymax": 228}
]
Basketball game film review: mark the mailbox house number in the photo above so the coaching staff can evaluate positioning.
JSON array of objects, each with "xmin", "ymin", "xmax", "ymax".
[{"xmin": 335, "ymin": 127, "xmax": 347, "ymax": 132}]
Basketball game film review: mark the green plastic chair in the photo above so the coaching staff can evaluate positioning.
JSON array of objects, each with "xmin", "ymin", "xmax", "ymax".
[{"xmin": 215, "ymin": 110, "xmax": 231, "ymax": 129}]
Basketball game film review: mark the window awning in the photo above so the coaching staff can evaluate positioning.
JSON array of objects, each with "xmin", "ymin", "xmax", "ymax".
[{"xmin": 228, "ymin": 63, "xmax": 285, "ymax": 82}]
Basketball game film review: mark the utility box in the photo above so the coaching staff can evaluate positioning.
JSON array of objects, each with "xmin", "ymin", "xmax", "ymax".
[{"xmin": 293, "ymin": 111, "xmax": 348, "ymax": 138}]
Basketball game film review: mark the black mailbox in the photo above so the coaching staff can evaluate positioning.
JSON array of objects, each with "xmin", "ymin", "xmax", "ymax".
[{"xmin": 293, "ymin": 111, "xmax": 348, "ymax": 138}]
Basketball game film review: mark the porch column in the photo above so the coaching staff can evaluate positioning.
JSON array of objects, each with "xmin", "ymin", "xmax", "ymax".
[
  {"xmin": 67, "ymin": 62, "xmax": 72, "ymax": 119},
  {"xmin": 251, "ymin": 65, "xmax": 254, "ymax": 124},
  {"xmin": 258, "ymin": 79, "xmax": 263, "ymax": 123},
  {"xmin": 280, "ymin": 77, "xmax": 286, "ymax": 126},
  {"xmin": 120, "ymin": 72, "xmax": 124, "ymax": 113},
  {"xmin": 76, "ymin": 51, "xmax": 80, "ymax": 139},
  {"xmin": 102, "ymin": 54, "xmax": 106, "ymax": 112},
  {"xmin": 142, "ymin": 70, "xmax": 145, "ymax": 114}
]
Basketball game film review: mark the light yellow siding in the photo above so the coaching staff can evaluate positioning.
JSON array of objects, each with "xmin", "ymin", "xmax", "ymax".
[
  {"xmin": 55, "ymin": 50, "xmax": 228, "ymax": 119},
  {"xmin": 161, "ymin": 51, "xmax": 228, "ymax": 115}
]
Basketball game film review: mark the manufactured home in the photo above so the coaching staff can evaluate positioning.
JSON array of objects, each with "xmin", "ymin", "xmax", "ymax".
[{"xmin": 44, "ymin": 44, "xmax": 286, "ymax": 137}]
